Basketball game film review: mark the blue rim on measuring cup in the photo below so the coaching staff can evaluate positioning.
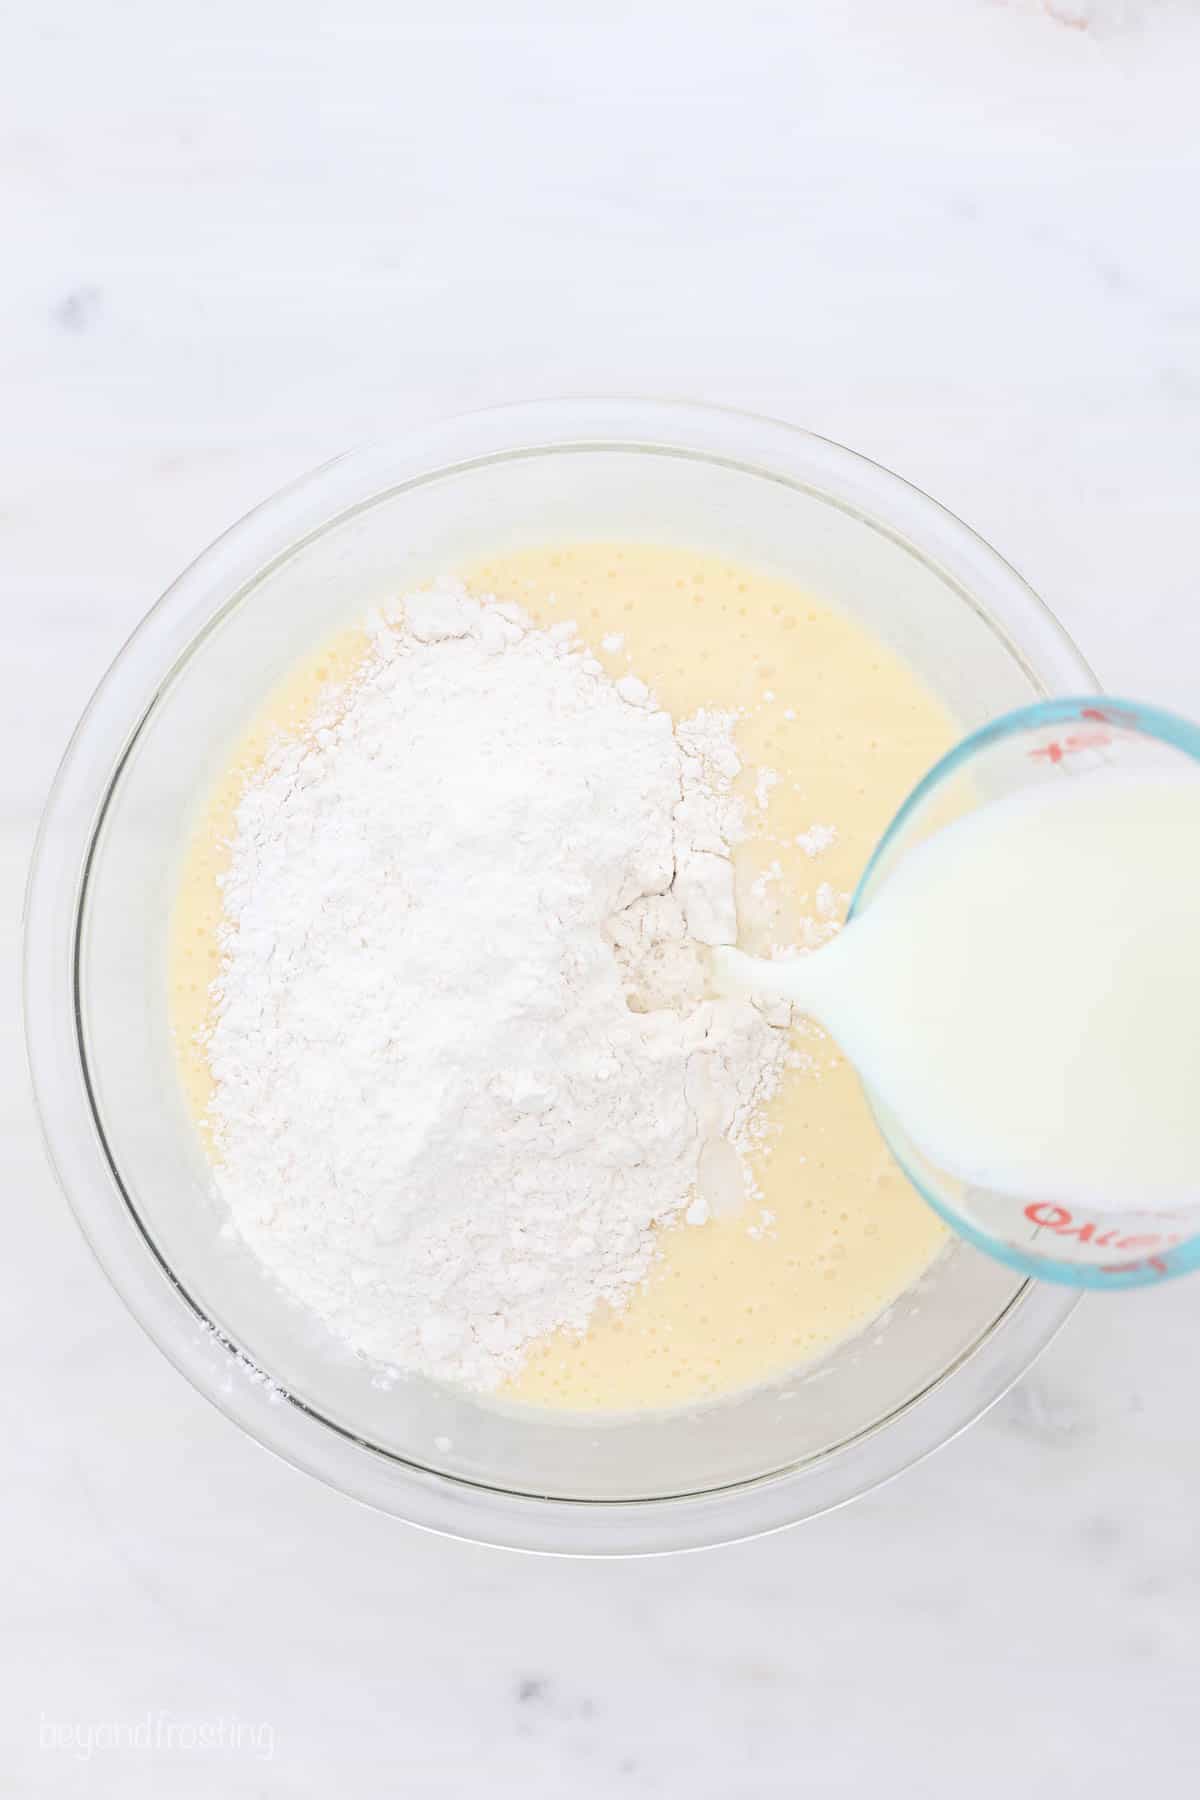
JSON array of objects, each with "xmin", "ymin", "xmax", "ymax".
[{"xmin": 846, "ymin": 695, "xmax": 1200, "ymax": 1291}]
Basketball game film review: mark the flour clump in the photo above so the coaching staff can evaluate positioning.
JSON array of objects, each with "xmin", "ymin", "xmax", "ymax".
[{"xmin": 206, "ymin": 584, "xmax": 785, "ymax": 1390}]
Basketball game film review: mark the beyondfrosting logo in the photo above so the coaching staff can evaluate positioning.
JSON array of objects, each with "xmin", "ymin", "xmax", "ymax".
[{"xmin": 38, "ymin": 1712, "xmax": 275, "ymax": 1763}]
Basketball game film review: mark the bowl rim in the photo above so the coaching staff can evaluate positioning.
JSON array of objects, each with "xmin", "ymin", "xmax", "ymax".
[{"xmin": 23, "ymin": 397, "xmax": 1094, "ymax": 1554}]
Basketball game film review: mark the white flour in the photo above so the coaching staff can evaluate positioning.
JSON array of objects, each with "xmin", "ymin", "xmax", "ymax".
[
  {"xmin": 206, "ymin": 584, "xmax": 786, "ymax": 1390},
  {"xmin": 795, "ymin": 823, "xmax": 837, "ymax": 858}
]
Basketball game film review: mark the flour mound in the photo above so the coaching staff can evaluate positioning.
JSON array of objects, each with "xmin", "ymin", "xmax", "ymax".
[{"xmin": 207, "ymin": 584, "xmax": 786, "ymax": 1390}]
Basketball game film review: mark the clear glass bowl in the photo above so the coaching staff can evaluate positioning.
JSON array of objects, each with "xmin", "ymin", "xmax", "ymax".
[
  {"xmin": 25, "ymin": 399, "xmax": 1095, "ymax": 1554},
  {"xmin": 852, "ymin": 694, "xmax": 1200, "ymax": 1290}
]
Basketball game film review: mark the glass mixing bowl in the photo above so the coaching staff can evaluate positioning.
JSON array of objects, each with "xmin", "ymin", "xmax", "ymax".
[{"xmin": 25, "ymin": 399, "xmax": 1094, "ymax": 1554}]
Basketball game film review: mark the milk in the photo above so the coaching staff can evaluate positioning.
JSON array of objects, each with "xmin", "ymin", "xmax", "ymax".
[{"xmin": 719, "ymin": 769, "xmax": 1200, "ymax": 1213}]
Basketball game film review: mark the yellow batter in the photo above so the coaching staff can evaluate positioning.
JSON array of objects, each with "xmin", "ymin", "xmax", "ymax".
[{"xmin": 171, "ymin": 544, "xmax": 951, "ymax": 1414}]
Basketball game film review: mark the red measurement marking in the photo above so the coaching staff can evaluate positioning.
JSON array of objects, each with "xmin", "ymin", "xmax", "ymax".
[
  {"xmin": 1023, "ymin": 1202, "xmax": 1181, "ymax": 1275},
  {"xmin": 1029, "ymin": 730, "xmax": 1111, "ymax": 764},
  {"xmin": 1080, "ymin": 704, "xmax": 1140, "ymax": 729}
]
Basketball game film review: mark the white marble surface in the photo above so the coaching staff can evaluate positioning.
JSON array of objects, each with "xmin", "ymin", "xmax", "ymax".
[{"xmin": 4, "ymin": 1, "xmax": 1200, "ymax": 1793}]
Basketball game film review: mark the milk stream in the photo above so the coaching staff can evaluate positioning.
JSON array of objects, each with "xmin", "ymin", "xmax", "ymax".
[{"xmin": 717, "ymin": 770, "xmax": 1200, "ymax": 1215}]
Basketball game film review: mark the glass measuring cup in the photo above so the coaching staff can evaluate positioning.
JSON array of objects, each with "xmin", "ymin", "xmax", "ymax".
[{"xmin": 848, "ymin": 695, "xmax": 1200, "ymax": 1290}]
